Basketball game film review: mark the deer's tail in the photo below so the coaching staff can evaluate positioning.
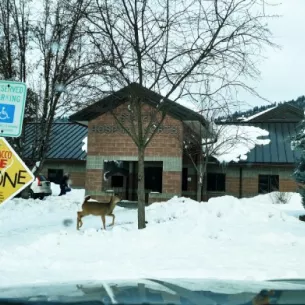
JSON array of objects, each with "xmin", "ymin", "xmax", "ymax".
[{"xmin": 83, "ymin": 195, "xmax": 91, "ymax": 204}]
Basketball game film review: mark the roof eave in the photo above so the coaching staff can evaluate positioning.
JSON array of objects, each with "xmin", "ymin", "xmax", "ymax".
[{"xmin": 73, "ymin": 120, "xmax": 88, "ymax": 126}]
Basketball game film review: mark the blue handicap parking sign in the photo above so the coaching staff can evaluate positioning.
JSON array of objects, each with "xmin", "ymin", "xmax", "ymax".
[{"xmin": 0, "ymin": 104, "xmax": 15, "ymax": 123}]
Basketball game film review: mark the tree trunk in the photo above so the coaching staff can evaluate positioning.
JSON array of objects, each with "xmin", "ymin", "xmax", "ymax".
[
  {"xmin": 196, "ymin": 153, "xmax": 203, "ymax": 202},
  {"xmin": 202, "ymin": 160, "xmax": 208, "ymax": 201},
  {"xmin": 137, "ymin": 145, "xmax": 146, "ymax": 229},
  {"xmin": 197, "ymin": 175, "xmax": 202, "ymax": 202}
]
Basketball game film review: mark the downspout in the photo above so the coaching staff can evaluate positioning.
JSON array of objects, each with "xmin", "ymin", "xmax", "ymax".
[{"xmin": 239, "ymin": 166, "xmax": 243, "ymax": 198}]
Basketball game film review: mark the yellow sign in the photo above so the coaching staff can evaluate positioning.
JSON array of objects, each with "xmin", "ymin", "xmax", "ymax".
[{"xmin": 0, "ymin": 137, "xmax": 34, "ymax": 205}]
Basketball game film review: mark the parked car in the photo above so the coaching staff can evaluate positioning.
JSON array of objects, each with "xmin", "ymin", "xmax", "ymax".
[
  {"xmin": 30, "ymin": 175, "xmax": 52, "ymax": 199},
  {"xmin": 16, "ymin": 174, "xmax": 52, "ymax": 200}
]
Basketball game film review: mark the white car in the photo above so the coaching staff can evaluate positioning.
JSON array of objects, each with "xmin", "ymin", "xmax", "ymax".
[
  {"xmin": 29, "ymin": 175, "xmax": 52, "ymax": 199},
  {"xmin": 24, "ymin": 175, "xmax": 52, "ymax": 199},
  {"xmin": 15, "ymin": 174, "xmax": 52, "ymax": 200}
]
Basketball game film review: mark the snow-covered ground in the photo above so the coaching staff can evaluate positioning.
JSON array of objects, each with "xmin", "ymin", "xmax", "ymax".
[{"xmin": 1, "ymin": 186, "xmax": 305, "ymax": 288}]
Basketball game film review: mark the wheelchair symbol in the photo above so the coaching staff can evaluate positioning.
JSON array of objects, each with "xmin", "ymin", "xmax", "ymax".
[
  {"xmin": 0, "ymin": 107, "xmax": 9, "ymax": 120},
  {"xmin": 0, "ymin": 104, "xmax": 15, "ymax": 123}
]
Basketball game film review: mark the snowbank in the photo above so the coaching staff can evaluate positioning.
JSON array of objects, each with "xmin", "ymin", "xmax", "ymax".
[
  {"xmin": 51, "ymin": 182, "xmax": 60, "ymax": 195},
  {"xmin": 1, "ymin": 190, "xmax": 305, "ymax": 287},
  {"xmin": 146, "ymin": 194, "xmax": 299, "ymax": 226}
]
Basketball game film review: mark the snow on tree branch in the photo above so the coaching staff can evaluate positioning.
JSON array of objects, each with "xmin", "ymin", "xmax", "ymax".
[{"xmin": 206, "ymin": 125, "xmax": 270, "ymax": 163}]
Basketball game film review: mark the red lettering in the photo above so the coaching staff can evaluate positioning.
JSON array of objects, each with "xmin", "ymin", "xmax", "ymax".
[{"xmin": 0, "ymin": 159, "xmax": 7, "ymax": 168}]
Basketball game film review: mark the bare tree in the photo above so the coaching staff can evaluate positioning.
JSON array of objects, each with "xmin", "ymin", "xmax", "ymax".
[
  {"xmin": 184, "ymin": 113, "xmax": 266, "ymax": 201},
  {"xmin": 183, "ymin": 84, "xmax": 270, "ymax": 201},
  {"xmin": 28, "ymin": 0, "xmax": 105, "ymax": 172},
  {"xmin": 85, "ymin": 0, "xmax": 276, "ymax": 229},
  {"xmin": 0, "ymin": 0, "xmax": 32, "ymax": 155}
]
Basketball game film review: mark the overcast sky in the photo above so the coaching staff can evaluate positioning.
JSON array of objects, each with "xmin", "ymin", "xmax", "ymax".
[
  {"xmin": 238, "ymin": 0, "xmax": 305, "ymax": 110},
  {"xmin": 29, "ymin": 0, "xmax": 302, "ymax": 112}
]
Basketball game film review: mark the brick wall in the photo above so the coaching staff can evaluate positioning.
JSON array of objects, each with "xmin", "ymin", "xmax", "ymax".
[
  {"xmin": 41, "ymin": 161, "xmax": 86, "ymax": 188},
  {"xmin": 207, "ymin": 164, "xmax": 297, "ymax": 199},
  {"xmin": 86, "ymin": 102, "xmax": 183, "ymax": 200},
  {"xmin": 163, "ymin": 171, "xmax": 181, "ymax": 194},
  {"xmin": 280, "ymin": 178, "xmax": 298, "ymax": 192},
  {"xmin": 85, "ymin": 169, "xmax": 102, "ymax": 191},
  {"xmin": 241, "ymin": 177, "xmax": 259, "ymax": 197},
  {"xmin": 88, "ymin": 102, "xmax": 183, "ymax": 158},
  {"xmin": 226, "ymin": 176, "xmax": 240, "ymax": 197}
]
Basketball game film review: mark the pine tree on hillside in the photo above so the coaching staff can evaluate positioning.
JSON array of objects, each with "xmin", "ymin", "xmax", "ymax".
[
  {"xmin": 217, "ymin": 96, "xmax": 305, "ymax": 122},
  {"xmin": 292, "ymin": 122, "xmax": 305, "ymax": 208}
]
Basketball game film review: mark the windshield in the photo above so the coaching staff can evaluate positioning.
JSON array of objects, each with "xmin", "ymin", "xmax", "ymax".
[{"xmin": 0, "ymin": 0, "xmax": 305, "ymax": 303}]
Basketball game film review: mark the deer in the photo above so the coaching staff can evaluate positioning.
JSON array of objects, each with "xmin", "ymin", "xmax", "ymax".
[{"xmin": 77, "ymin": 194, "xmax": 121, "ymax": 230}]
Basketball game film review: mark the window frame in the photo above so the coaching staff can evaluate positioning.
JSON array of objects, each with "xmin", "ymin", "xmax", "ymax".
[
  {"xmin": 258, "ymin": 174, "xmax": 279, "ymax": 194},
  {"xmin": 207, "ymin": 173, "xmax": 226, "ymax": 192}
]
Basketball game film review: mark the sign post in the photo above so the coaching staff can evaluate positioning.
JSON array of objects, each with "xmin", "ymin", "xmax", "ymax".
[
  {"xmin": 0, "ymin": 80, "xmax": 27, "ymax": 137},
  {"xmin": 0, "ymin": 137, "xmax": 34, "ymax": 205}
]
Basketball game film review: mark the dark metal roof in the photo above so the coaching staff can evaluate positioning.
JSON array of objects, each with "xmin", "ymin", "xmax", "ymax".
[
  {"xmin": 23, "ymin": 123, "xmax": 87, "ymax": 160},
  {"xmin": 223, "ymin": 122, "xmax": 300, "ymax": 164},
  {"xmin": 245, "ymin": 103, "xmax": 304, "ymax": 123},
  {"xmin": 69, "ymin": 83, "xmax": 207, "ymax": 126}
]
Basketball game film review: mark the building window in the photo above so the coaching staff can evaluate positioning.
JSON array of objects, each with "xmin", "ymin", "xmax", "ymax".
[
  {"xmin": 111, "ymin": 175, "xmax": 124, "ymax": 187},
  {"xmin": 48, "ymin": 169, "xmax": 63, "ymax": 184},
  {"xmin": 144, "ymin": 163, "xmax": 163, "ymax": 193},
  {"xmin": 182, "ymin": 168, "xmax": 188, "ymax": 191},
  {"xmin": 258, "ymin": 175, "xmax": 279, "ymax": 194},
  {"xmin": 207, "ymin": 173, "xmax": 226, "ymax": 192}
]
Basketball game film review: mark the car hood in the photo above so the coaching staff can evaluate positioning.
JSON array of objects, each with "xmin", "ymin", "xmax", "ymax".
[{"xmin": 1, "ymin": 278, "xmax": 305, "ymax": 304}]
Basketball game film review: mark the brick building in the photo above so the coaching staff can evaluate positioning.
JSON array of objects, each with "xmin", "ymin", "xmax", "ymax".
[
  {"xmin": 23, "ymin": 122, "xmax": 87, "ymax": 188},
  {"xmin": 202, "ymin": 103, "xmax": 303, "ymax": 199},
  {"xmin": 70, "ymin": 83, "xmax": 207, "ymax": 203},
  {"xmin": 69, "ymin": 87, "xmax": 303, "ymax": 202}
]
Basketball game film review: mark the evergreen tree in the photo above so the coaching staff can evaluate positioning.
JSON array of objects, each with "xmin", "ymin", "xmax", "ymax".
[{"xmin": 217, "ymin": 95, "xmax": 305, "ymax": 122}]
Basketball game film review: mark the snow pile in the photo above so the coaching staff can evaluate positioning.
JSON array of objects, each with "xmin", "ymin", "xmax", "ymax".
[
  {"xmin": 240, "ymin": 192, "xmax": 302, "ymax": 206},
  {"xmin": 146, "ymin": 194, "xmax": 297, "ymax": 225},
  {"xmin": 207, "ymin": 195, "xmax": 297, "ymax": 224},
  {"xmin": 208, "ymin": 125, "xmax": 270, "ymax": 163},
  {"xmin": 248, "ymin": 192, "xmax": 304, "ymax": 218},
  {"xmin": 0, "ymin": 188, "xmax": 84, "ymax": 215},
  {"xmin": 1, "ymin": 190, "xmax": 305, "ymax": 287},
  {"xmin": 50, "ymin": 182, "xmax": 60, "ymax": 195},
  {"xmin": 146, "ymin": 194, "xmax": 299, "ymax": 226}
]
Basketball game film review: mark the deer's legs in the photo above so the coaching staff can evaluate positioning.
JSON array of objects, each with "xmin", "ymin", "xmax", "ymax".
[
  {"xmin": 109, "ymin": 213, "xmax": 115, "ymax": 226},
  {"xmin": 77, "ymin": 211, "xmax": 84, "ymax": 230}
]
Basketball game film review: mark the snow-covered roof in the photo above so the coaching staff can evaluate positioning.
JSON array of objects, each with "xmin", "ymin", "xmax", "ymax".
[
  {"xmin": 205, "ymin": 125, "xmax": 270, "ymax": 163},
  {"xmin": 210, "ymin": 122, "xmax": 300, "ymax": 164},
  {"xmin": 242, "ymin": 106, "xmax": 277, "ymax": 122}
]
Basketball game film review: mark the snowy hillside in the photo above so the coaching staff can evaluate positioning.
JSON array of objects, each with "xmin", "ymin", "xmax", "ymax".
[{"xmin": 1, "ymin": 188, "xmax": 305, "ymax": 287}]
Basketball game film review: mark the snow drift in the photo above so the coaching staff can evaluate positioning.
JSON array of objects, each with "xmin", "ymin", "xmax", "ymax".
[{"xmin": 1, "ymin": 190, "xmax": 305, "ymax": 287}]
